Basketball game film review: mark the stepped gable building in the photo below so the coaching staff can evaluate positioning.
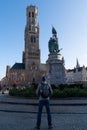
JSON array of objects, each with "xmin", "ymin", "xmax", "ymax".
[
  {"xmin": 5, "ymin": 5, "xmax": 47, "ymax": 87},
  {"xmin": 66, "ymin": 59, "xmax": 87, "ymax": 85}
]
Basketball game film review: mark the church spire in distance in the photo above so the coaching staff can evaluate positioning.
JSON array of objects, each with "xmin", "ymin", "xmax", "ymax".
[{"xmin": 76, "ymin": 58, "xmax": 80, "ymax": 68}]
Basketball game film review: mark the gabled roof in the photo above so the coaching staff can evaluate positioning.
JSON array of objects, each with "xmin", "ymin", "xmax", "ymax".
[
  {"xmin": 66, "ymin": 67, "xmax": 84, "ymax": 73},
  {"xmin": 11, "ymin": 63, "xmax": 25, "ymax": 70}
]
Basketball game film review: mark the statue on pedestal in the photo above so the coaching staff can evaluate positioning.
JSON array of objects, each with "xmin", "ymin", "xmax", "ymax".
[
  {"xmin": 48, "ymin": 27, "xmax": 62, "ymax": 54},
  {"xmin": 47, "ymin": 27, "xmax": 65, "ymax": 86}
]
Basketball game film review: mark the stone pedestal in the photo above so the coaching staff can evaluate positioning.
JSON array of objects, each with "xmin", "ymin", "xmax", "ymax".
[{"xmin": 47, "ymin": 53, "xmax": 66, "ymax": 86}]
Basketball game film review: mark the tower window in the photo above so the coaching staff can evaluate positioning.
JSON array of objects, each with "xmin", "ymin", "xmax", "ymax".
[
  {"xmin": 31, "ymin": 36, "xmax": 33, "ymax": 43},
  {"xmin": 29, "ymin": 25, "xmax": 31, "ymax": 31},
  {"xmin": 29, "ymin": 12, "xmax": 31, "ymax": 17},
  {"xmin": 31, "ymin": 36, "xmax": 36, "ymax": 43},
  {"xmin": 32, "ymin": 12, "xmax": 34, "ymax": 17},
  {"xmin": 34, "ymin": 37, "xmax": 36, "ymax": 43}
]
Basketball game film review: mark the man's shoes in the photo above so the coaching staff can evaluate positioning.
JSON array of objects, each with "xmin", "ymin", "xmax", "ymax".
[
  {"xmin": 48, "ymin": 125, "xmax": 53, "ymax": 129},
  {"xmin": 35, "ymin": 126, "xmax": 40, "ymax": 129}
]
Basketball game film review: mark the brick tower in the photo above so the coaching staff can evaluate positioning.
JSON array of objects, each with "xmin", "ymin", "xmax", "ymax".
[{"xmin": 24, "ymin": 5, "xmax": 41, "ymax": 84}]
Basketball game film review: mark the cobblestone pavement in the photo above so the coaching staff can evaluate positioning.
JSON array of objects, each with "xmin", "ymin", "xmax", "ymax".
[
  {"xmin": 0, "ymin": 108, "xmax": 87, "ymax": 130},
  {"xmin": 0, "ymin": 92, "xmax": 87, "ymax": 130}
]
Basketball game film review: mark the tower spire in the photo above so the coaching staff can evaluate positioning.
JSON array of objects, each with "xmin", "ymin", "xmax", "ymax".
[{"xmin": 76, "ymin": 58, "xmax": 80, "ymax": 68}]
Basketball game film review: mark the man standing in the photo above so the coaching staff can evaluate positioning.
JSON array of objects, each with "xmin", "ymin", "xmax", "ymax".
[{"xmin": 35, "ymin": 76, "xmax": 53, "ymax": 129}]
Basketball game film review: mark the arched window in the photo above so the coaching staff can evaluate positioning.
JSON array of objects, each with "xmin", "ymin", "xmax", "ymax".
[
  {"xmin": 29, "ymin": 12, "xmax": 31, "ymax": 17},
  {"xmin": 31, "ymin": 36, "xmax": 33, "ymax": 43},
  {"xmin": 34, "ymin": 37, "xmax": 36, "ymax": 43},
  {"xmin": 32, "ymin": 12, "xmax": 34, "ymax": 17},
  {"xmin": 29, "ymin": 25, "xmax": 31, "ymax": 31},
  {"xmin": 31, "ymin": 36, "xmax": 36, "ymax": 43}
]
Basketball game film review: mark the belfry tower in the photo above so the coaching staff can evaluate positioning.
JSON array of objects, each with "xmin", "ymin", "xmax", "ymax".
[
  {"xmin": 5, "ymin": 5, "xmax": 48, "ymax": 87},
  {"xmin": 24, "ymin": 5, "xmax": 41, "ymax": 83}
]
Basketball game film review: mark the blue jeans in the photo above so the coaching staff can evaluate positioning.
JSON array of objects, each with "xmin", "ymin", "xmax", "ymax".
[{"xmin": 36, "ymin": 99, "xmax": 52, "ymax": 127}]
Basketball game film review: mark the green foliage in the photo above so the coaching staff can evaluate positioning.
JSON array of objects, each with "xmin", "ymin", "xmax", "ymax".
[
  {"xmin": 9, "ymin": 87, "xmax": 37, "ymax": 98},
  {"xmin": 52, "ymin": 86, "xmax": 87, "ymax": 98},
  {"xmin": 9, "ymin": 85, "xmax": 87, "ymax": 98}
]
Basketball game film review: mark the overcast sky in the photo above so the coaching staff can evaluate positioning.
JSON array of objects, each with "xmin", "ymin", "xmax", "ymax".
[{"xmin": 0, "ymin": 0, "xmax": 87, "ymax": 79}]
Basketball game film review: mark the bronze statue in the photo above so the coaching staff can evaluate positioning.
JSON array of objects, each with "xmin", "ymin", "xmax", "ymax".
[{"xmin": 48, "ymin": 27, "xmax": 62, "ymax": 54}]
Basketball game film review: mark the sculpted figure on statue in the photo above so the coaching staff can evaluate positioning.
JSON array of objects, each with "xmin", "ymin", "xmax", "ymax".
[{"xmin": 48, "ymin": 27, "xmax": 62, "ymax": 54}]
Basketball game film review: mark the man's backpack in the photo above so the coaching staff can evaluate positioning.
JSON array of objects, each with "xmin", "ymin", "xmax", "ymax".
[{"xmin": 40, "ymin": 83, "xmax": 51, "ymax": 98}]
